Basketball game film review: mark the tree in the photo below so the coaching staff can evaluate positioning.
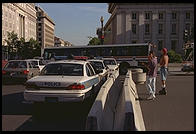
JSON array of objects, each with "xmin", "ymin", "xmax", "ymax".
[
  {"xmin": 29, "ymin": 38, "xmax": 41, "ymax": 58},
  {"xmin": 5, "ymin": 31, "xmax": 19, "ymax": 59},
  {"xmin": 168, "ymin": 50, "xmax": 183, "ymax": 63},
  {"xmin": 87, "ymin": 37, "xmax": 101, "ymax": 46}
]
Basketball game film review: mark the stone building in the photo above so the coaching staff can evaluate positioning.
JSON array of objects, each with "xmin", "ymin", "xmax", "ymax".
[
  {"xmin": 2, "ymin": 3, "xmax": 37, "ymax": 45},
  {"xmin": 35, "ymin": 5, "xmax": 55, "ymax": 55},
  {"xmin": 54, "ymin": 36, "xmax": 73, "ymax": 47},
  {"xmin": 104, "ymin": 3, "xmax": 194, "ymax": 55}
]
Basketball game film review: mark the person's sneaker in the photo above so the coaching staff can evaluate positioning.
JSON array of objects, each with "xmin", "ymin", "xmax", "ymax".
[
  {"xmin": 152, "ymin": 94, "xmax": 156, "ymax": 98},
  {"xmin": 159, "ymin": 88, "xmax": 167, "ymax": 95},
  {"xmin": 147, "ymin": 94, "xmax": 155, "ymax": 100}
]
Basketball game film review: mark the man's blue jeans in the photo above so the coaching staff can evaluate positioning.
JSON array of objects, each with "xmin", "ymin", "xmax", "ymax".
[{"xmin": 146, "ymin": 76, "xmax": 156, "ymax": 95}]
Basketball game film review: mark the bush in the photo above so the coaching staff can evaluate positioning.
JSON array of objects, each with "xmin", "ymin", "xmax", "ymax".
[{"xmin": 168, "ymin": 50, "xmax": 183, "ymax": 63}]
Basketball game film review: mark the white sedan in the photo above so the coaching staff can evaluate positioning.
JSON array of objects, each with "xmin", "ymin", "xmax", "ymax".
[
  {"xmin": 88, "ymin": 59, "xmax": 109, "ymax": 82},
  {"xmin": 24, "ymin": 60, "xmax": 100, "ymax": 103},
  {"xmin": 26, "ymin": 59, "xmax": 45, "ymax": 71},
  {"xmin": 103, "ymin": 58, "xmax": 119, "ymax": 73}
]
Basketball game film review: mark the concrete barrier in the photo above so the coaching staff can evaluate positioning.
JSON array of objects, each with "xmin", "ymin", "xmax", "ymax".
[
  {"xmin": 132, "ymin": 72, "xmax": 146, "ymax": 84},
  {"xmin": 130, "ymin": 68, "xmax": 146, "ymax": 84},
  {"xmin": 86, "ymin": 69, "xmax": 145, "ymax": 131},
  {"xmin": 130, "ymin": 68, "xmax": 143, "ymax": 73},
  {"xmin": 123, "ymin": 70, "xmax": 145, "ymax": 131},
  {"xmin": 86, "ymin": 70, "xmax": 120, "ymax": 131}
]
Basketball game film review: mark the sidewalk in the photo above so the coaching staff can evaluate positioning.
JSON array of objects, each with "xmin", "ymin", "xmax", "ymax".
[
  {"xmin": 136, "ymin": 75, "xmax": 194, "ymax": 131},
  {"xmin": 168, "ymin": 71, "xmax": 194, "ymax": 76}
]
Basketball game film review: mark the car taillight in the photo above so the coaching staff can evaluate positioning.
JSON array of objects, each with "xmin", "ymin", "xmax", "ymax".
[
  {"xmin": 2, "ymin": 70, "xmax": 6, "ymax": 75},
  {"xmin": 23, "ymin": 70, "xmax": 29, "ymax": 74},
  {"xmin": 68, "ymin": 84, "xmax": 85, "ymax": 90}
]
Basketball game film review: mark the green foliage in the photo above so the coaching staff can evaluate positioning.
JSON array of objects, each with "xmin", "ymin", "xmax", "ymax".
[
  {"xmin": 88, "ymin": 37, "xmax": 101, "ymax": 46},
  {"xmin": 5, "ymin": 31, "xmax": 41, "ymax": 60},
  {"xmin": 168, "ymin": 50, "xmax": 183, "ymax": 63}
]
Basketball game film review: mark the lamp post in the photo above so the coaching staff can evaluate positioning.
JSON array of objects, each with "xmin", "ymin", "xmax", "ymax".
[{"xmin": 100, "ymin": 16, "xmax": 104, "ymax": 45}]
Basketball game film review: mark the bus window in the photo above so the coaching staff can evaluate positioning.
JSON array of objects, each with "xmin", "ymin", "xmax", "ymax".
[{"xmin": 102, "ymin": 47, "xmax": 112, "ymax": 56}]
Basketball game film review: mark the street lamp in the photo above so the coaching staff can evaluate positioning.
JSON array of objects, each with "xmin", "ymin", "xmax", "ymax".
[{"xmin": 100, "ymin": 16, "xmax": 104, "ymax": 45}]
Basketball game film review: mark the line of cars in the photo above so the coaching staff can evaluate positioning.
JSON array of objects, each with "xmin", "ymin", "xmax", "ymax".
[{"xmin": 2, "ymin": 57, "xmax": 119, "ymax": 103}]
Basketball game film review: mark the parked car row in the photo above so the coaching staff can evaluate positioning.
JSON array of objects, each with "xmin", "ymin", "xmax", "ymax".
[{"xmin": 2, "ymin": 57, "xmax": 119, "ymax": 103}]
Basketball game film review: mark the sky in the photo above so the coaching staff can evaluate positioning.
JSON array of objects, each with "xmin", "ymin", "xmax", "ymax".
[{"xmin": 37, "ymin": 3, "xmax": 111, "ymax": 46}]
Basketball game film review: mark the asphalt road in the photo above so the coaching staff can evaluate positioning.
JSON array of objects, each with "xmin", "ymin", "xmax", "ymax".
[
  {"xmin": 2, "ymin": 83, "xmax": 99, "ymax": 131},
  {"xmin": 136, "ymin": 75, "xmax": 194, "ymax": 131}
]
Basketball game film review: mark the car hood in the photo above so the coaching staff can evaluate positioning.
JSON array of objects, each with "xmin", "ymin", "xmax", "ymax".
[{"xmin": 27, "ymin": 75, "xmax": 83, "ymax": 87}]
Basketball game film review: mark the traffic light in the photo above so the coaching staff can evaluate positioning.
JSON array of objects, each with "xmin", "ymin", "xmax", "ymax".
[{"xmin": 96, "ymin": 28, "xmax": 102, "ymax": 39}]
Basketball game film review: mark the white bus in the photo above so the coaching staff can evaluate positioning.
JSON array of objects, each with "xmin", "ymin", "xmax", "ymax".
[{"xmin": 43, "ymin": 43, "xmax": 153, "ymax": 74}]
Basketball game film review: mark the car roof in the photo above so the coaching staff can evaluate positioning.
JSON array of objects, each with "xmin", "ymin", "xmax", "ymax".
[
  {"xmin": 88, "ymin": 59, "xmax": 103, "ymax": 62},
  {"xmin": 26, "ymin": 59, "xmax": 39, "ymax": 61},
  {"xmin": 102, "ymin": 58, "xmax": 116, "ymax": 60},
  {"xmin": 48, "ymin": 60, "xmax": 88, "ymax": 65},
  {"xmin": 8, "ymin": 60, "xmax": 30, "ymax": 62}
]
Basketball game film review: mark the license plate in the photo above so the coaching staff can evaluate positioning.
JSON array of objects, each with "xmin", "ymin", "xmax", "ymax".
[
  {"xmin": 43, "ymin": 82, "xmax": 61, "ymax": 87},
  {"xmin": 45, "ymin": 97, "xmax": 58, "ymax": 103},
  {"xmin": 10, "ymin": 72, "xmax": 15, "ymax": 76}
]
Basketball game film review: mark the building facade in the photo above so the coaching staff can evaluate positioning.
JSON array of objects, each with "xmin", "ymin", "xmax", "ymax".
[
  {"xmin": 35, "ymin": 6, "xmax": 55, "ymax": 56},
  {"xmin": 104, "ymin": 3, "xmax": 194, "ymax": 55},
  {"xmin": 54, "ymin": 36, "xmax": 72, "ymax": 47},
  {"xmin": 2, "ymin": 3, "xmax": 37, "ymax": 46}
]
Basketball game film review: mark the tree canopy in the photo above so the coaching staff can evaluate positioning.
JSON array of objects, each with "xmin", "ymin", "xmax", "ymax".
[{"xmin": 5, "ymin": 31, "xmax": 41, "ymax": 60}]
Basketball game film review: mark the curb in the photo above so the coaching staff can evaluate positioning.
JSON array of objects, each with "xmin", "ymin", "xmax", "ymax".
[{"xmin": 168, "ymin": 73, "xmax": 194, "ymax": 76}]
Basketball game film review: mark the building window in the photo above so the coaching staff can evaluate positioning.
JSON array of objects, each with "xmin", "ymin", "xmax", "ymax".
[
  {"xmin": 186, "ymin": 12, "xmax": 190, "ymax": 19},
  {"xmin": 39, "ymin": 38, "xmax": 42, "ymax": 41},
  {"xmin": 158, "ymin": 13, "xmax": 163, "ymax": 19},
  {"xmin": 38, "ymin": 23, "xmax": 41, "ymax": 26},
  {"xmin": 185, "ymin": 23, "xmax": 191, "ymax": 33},
  {"xmin": 132, "ymin": 13, "xmax": 136, "ymax": 20},
  {"xmin": 158, "ymin": 23, "xmax": 163, "ymax": 34},
  {"xmin": 158, "ymin": 40, "xmax": 163, "ymax": 51},
  {"xmin": 172, "ymin": 12, "xmax": 177, "ymax": 19},
  {"xmin": 171, "ymin": 40, "xmax": 177, "ymax": 51},
  {"xmin": 171, "ymin": 23, "xmax": 176, "ymax": 35},
  {"xmin": 145, "ymin": 12, "xmax": 151, "ymax": 20},
  {"xmin": 132, "ymin": 40, "xmax": 137, "ymax": 43},
  {"xmin": 145, "ymin": 24, "xmax": 150, "ymax": 34},
  {"xmin": 38, "ymin": 28, "xmax": 41, "ymax": 31},
  {"xmin": 132, "ymin": 24, "xmax": 136, "ymax": 34}
]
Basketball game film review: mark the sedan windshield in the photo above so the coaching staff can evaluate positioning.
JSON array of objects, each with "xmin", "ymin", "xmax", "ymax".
[
  {"xmin": 5, "ymin": 61, "xmax": 27, "ymax": 68},
  {"xmin": 89, "ymin": 61, "xmax": 104, "ymax": 70},
  {"xmin": 40, "ymin": 63, "xmax": 83, "ymax": 76},
  {"xmin": 103, "ymin": 60, "xmax": 116, "ymax": 65}
]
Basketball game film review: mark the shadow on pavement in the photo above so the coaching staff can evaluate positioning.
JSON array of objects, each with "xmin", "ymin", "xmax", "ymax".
[
  {"xmin": 2, "ymin": 92, "xmax": 33, "ymax": 115},
  {"xmin": 15, "ymin": 96, "xmax": 96, "ymax": 131}
]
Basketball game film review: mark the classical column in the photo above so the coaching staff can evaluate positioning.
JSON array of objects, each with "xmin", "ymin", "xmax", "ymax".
[
  {"xmin": 165, "ymin": 10, "xmax": 171, "ymax": 49},
  {"xmin": 116, "ymin": 12, "xmax": 122, "ymax": 44},
  {"xmin": 138, "ymin": 11, "xmax": 144, "ymax": 43},
  {"xmin": 178, "ymin": 10, "xmax": 184, "ymax": 54}
]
